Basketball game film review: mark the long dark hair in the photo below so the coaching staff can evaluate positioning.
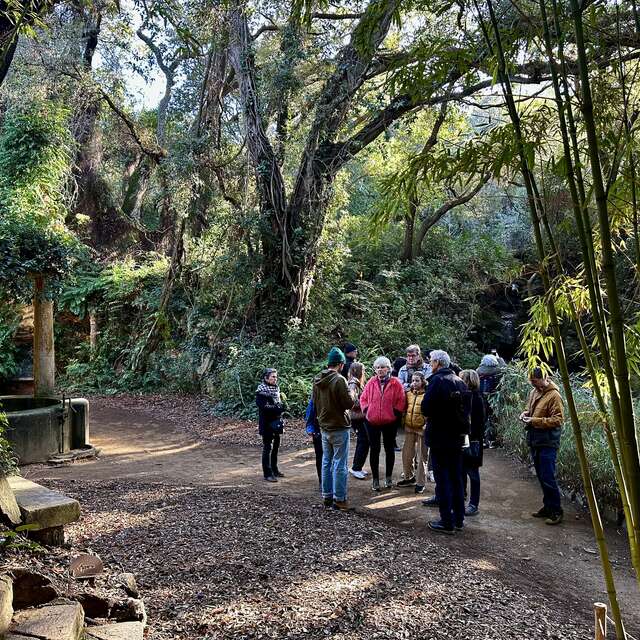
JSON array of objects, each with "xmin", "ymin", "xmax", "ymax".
[{"xmin": 349, "ymin": 362, "xmax": 365, "ymax": 386}]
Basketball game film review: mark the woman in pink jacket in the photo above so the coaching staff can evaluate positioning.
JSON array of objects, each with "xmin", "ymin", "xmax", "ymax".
[{"xmin": 360, "ymin": 356, "xmax": 407, "ymax": 491}]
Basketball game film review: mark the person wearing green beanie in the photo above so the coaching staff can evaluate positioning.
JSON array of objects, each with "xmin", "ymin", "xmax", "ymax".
[{"xmin": 312, "ymin": 346, "xmax": 355, "ymax": 511}]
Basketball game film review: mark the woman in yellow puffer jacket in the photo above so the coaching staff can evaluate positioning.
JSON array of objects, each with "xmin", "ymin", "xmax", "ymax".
[{"xmin": 398, "ymin": 372, "xmax": 429, "ymax": 493}]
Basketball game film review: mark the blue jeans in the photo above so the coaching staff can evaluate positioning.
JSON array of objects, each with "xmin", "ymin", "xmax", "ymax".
[
  {"xmin": 431, "ymin": 448, "xmax": 465, "ymax": 529},
  {"xmin": 531, "ymin": 446, "xmax": 561, "ymax": 513},
  {"xmin": 321, "ymin": 429, "xmax": 350, "ymax": 502}
]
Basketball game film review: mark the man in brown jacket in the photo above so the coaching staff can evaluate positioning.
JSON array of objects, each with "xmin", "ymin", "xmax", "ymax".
[{"xmin": 520, "ymin": 367, "xmax": 564, "ymax": 525}]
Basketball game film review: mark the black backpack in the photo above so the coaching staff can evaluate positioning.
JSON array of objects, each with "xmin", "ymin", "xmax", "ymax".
[{"xmin": 450, "ymin": 389, "xmax": 471, "ymax": 435}]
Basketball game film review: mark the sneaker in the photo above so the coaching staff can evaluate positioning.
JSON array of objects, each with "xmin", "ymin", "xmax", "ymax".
[
  {"xmin": 428, "ymin": 520, "xmax": 454, "ymax": 535},
  {"xmin": 532, "ymin": 507, "xmax": 552, "ymax": 518},
  {"xmin": 333, "ymin": 500, "xmax": 355, "ymax": 512},
  {"xmin": 362, "ymin": 469, "xmax": 369, "ymax": 476},
  {"xmin": 264, "ymin": 476, "xmax": 278, "ymax": 483},
  {"xmin": 349, "ymin": 469, "xmax": 366, "ymax": 480},
  {"xmin": 274, "ymin": 471, "xmax": 285, "ymax": 478},
  {"xmin": 422, "ymin": 496, "xmax": 439, "ymax": 507},
  {"xmin": 427, "ymin": 471, "xmax": 435, "ymax": 483},
  {"xmin": 465, "ymin": 505, "xmax": 479, "ymax": 516},
  {"xmin": 415, "ymin": 484, "xmax": 425, "ymax": 494},
  {"xmin": 372, "ymin": 479, "xmax": 381, "ymax": 492},
  {"xmin": 397, "ymin": 477, "xmax": 416, "ymax": 487},
  {"xmin": 545, "ymin": 511, "xmax": 563, "ymax": 525},
  {"xmin": 323, "ymin": 497, "xmax": 333, "ymax": 508},
  {"xmin": 384, "ymin": 477, "xmax": 393, "ymax": 489}
]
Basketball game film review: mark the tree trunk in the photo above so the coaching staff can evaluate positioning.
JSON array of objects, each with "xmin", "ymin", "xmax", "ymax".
[
  {"xmin": 88, "ymin": 308, "xmax": 98, "ymax": 354},
  {"xmin": 33, "ymin": 276, "xmax": 55, "ymax": 397}
]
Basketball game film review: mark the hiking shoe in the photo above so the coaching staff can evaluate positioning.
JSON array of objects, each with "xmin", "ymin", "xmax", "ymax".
[
  {"xmin": 274, "ymin": 471, "xmax": 285, "ymax": 478},
  {"xmin": 465, "ymin": 505, "xmax": 479, "ymax": 516},
  {"xmin": 422, "ymin": 496, "xmax": 439, "ymax": 507},
  {"xmin": 384, "ymin": 477, "xmax": 393, "ymax": 489},
  {"xmin": 397, "ymin": 477, "xmax": 416, "ymax": 487},
  {"xmin": 372, "ymin": 479, "xmax": 381, "ymax": 492},
  {"xmin": 427, "ymin": 471, "xmax": 435, "ymax": 483},
  {"xmin": 323, "ymin": 497, "xmax": 333, "ymax": 508},
  {"xmin": 428, "ymin": 520, "xmax": 454, "ymax": 535},
  {"xmin": 333, "ymin": 500, "xmax": 355, "ymax": 512},
  {"xmin": 264, "ymin": 476, "xmax": 278, "ymax": 483},
  {"xmin": 532, "ymin": 507, "xmax": 552, "ymax": 518},
  {"xmin": 349, "ymin": 469, "xmax": 366, "ymax": 480},
  {"xmin": 415, "ymin": 484, "xmax": 425, "ymax": 494},
  {"xmin": 545, "ymin": 512, "xmax": 563, "ymax": 525}
]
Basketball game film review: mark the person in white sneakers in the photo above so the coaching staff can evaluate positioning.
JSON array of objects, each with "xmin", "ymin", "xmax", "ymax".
[{"xmin": 348, "ymin": 362, "xmax": 369, "ymax": 480}]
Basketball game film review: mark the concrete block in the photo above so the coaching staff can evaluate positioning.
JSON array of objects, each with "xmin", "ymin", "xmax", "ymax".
[
  {"xmin": 10, "ymin": 602, "xmax": 84, "ymax": 640},
  {"xmin": 0, "ymin": 574, "xmax": 13, "ymax": 634},
  {"xmin": 0, "ymin": 475, "xmax": 21, "ymax": 525},
  {"xmin": 84, "ymin": 621, "xmax": 145, "ymax": 640},
  {"xmin": 8, "ymin": 477, "xmax": 80, "ymax": 530}
]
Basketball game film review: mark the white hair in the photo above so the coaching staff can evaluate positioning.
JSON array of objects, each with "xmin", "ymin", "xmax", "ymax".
[
  {"xmin": 373, "ymin": 356, "xmax": 392, "ymax": 369},
  {"xmin": 481, "ymin": 354, "xmax": 499, "ymax": 367},
  {"xmin": 429, "ymin": 350, "xmax": 450, "ymax": 368}
]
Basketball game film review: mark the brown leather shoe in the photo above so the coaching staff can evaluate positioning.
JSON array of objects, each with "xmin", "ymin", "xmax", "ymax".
[{"xmin": 332, "ymin": 500, "xmax": 355, "ymax": 512}]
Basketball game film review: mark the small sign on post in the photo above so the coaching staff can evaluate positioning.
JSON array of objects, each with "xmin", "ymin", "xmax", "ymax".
[
  {"xmin": 594, "ymin": 602, "xmax": 607, "ymax": 640},
  {"xmin": 70, "ymin": 554, "xmax": 104, "ymax": 579}
]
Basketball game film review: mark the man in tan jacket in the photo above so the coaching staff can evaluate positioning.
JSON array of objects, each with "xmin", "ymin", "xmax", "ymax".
[{"xmin": 519, "ymin": 367, "xmax": 564, "ymax": 525}]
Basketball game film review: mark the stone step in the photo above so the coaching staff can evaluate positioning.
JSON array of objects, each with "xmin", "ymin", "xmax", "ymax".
[
  {"xmin": 0, "ymin": 574, "xmax": 13, "ymax": 635},
  {"xmin": 8, "ymin": 477, "xmax": 80, "ymax": 530},
  {"xmin": 84, "ymin": 621, "xmax": 145, "ymax": 640},
  {"xmin": 8, "ymin": 602, "xmax": 84, "ymax": 640}
]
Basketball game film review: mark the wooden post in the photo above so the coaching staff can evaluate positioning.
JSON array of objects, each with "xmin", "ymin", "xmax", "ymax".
[
  {"xmin": 594, "ymin": 602, "xmax": 607, "ymax": 640},
  {"xmin": 32, "ymin": 275, "xmax": 55, "ymax": 397},
  {"xmin": 88, "ymin": 308, "xmax": 98, "ymax": 354}
]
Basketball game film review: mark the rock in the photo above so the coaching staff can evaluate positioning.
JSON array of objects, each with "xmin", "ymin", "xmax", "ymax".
[
  {"xmin": 110, "ymin": 598, "xmax": 146, "ymax": 624},
  {"xmin": 84, "ymin": 621, "xmax": 145, "ymax": 640},
  {"xmin": 0, "ymin": 476, "xmax": 21, "ymax": 525},
  {"xmin": 118, "ymin": 573, "xmax": 138, "ymax": 598},
  {"xmin": 8, "ymin": 477, "xmax": 80, "ymax": 530},
  {"xmin": 10, "ymin": 602, "xmax": 84, "ymax": 640},
  {"xmin": 76, "ymin": 593, "xmax": 113, "ymax": 619},
  {"xmin": 10, "ymin": 568, "xmax": 58, "ymax": 609},
  {"xmin": 0, "ymin": 574, "xmax": 13, "ymax": 633}
]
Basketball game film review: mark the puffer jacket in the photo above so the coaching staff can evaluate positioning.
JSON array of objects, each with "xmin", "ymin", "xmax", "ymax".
[
  {"xmin": 403, "ymin": 389, "xmax": 426, "ymax": 434},
  {"xmin": 525, "ymin": 381, "xmax": 564, "ymax": 449},
  {"xmin": 360, "ymin": 375, "xmax": 407, "ymax": 426}
]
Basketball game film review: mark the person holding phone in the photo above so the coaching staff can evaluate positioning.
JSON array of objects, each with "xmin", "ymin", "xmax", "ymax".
[{"xmin": 520, "ymin": 368, "xmax": 564, "ymax": 525}]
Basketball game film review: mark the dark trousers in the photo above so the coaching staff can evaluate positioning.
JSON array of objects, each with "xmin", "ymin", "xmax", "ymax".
[
  {"xmin": 365, "ymin": 421, "xmax": 396, "ymax": 480},
  {"xmin": 463, "ymin": 461, "xmax": 481, "ymax": 507},
  {"xmin": 262, "ymin": 432, "xmax": 280, "ymax": 478},
  {"xmin": 531, "ymin": 446, "xmax": 561, "ymax": 513},
  {"xmin": 351, "ymin": 420, "xmax": 369, "ymax": 471},
  {"xmin": 312, "ymin": 433, "xmax": 323, "ymax": 484},
  {"xmin": 431, "ymin": 448, "xmax": 464, "ymax": 529}
]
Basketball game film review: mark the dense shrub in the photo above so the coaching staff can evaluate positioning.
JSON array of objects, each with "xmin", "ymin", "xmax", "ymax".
[{"xmin": 493, "ymin": 365, "xmax": 626, "ymax": 510}]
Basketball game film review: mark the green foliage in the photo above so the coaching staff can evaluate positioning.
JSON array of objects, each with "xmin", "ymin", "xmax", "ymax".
[
  {"xmin": 0, "ymin": 410, "xmax": 18, "ymax": 476},
  {"xmin": 0, "ymin": 524, "xmax": 44, "ymax": 552},
  {"xmin": 0, "ymin": 306, "xmax": 21, "ymax": 380},
  {"xmin": 0, "ymin": 100, "xmax": 77, "ymax": 301},
  {"xmin": 493, "ymin": 365, "xmax": 624, "ymax": 510}
]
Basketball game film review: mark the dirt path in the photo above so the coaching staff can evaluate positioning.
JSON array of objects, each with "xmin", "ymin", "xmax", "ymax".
[{"xmin": 25, "ymin": 401, "xmax": 639, "ymax": 637}]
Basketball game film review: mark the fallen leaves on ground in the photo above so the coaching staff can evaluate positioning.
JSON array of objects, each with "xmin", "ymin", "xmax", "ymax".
[{"xmin": 42, "ymin": 478, "xmax": 588, "ymax": 640}]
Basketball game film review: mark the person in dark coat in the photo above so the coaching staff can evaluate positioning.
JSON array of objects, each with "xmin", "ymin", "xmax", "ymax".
[
  {"xmin": 305, "ymin": 396, "xmax": 322, "ymax": 486},
  {"xmin": 421, "ymin": 350, "xmax": 471, "ymax": 534},
  {"xmin": 459, "ymin": 369, "xmax": 486, "ymax": 516},
  {"xmin": 341, "ymin": 343, "xmax": 358, "ymax": 379},
  {"xmin": 256, "ymin": 368, "xmax": 285, "ymax": 482}
]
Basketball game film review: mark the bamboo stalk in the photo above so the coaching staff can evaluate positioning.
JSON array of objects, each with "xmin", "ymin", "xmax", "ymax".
[{"xmin": 569, "ymin": 0, "xmax": 640, "ymax": 562}]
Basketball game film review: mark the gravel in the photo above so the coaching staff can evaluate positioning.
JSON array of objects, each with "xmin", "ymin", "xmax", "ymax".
[{"xmin": 43, "ymin": 478, "xmax": 588, "ymax": 640}]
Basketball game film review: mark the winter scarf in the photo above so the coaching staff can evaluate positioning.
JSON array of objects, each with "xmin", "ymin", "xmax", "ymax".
[{"xmin": 256, "ymin": 382, "xmax": 281, "ymax": 403}]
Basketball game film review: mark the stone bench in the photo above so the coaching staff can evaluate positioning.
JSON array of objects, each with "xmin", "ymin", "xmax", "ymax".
[{"xmin": 8, "ymin": 477, "xmax": 80, "ymax": 545}]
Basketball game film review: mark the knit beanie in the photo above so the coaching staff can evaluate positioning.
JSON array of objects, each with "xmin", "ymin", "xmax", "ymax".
[
  {"xmin": 327, "ymin": 346, "xmax": 346, "ymax": 366},
  {"xmin": 343, "ymin": 342, "xmax": 357, "ymax": 354}
]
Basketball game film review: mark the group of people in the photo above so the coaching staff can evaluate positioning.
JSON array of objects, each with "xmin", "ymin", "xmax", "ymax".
[{"xmin": 255, "ymin": 343, "xmax": 565, "ymax": 535}]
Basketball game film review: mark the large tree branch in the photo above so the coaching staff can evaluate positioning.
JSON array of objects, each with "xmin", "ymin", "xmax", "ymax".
[{"xmin": 415, "ymin": 176, "xmax": 489, "ymax": 252}]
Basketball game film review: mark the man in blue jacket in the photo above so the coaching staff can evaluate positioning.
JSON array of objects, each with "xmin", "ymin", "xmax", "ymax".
[{"xmin": 421, "ymin": 349, "xmax": 471, "ymax": 534}]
